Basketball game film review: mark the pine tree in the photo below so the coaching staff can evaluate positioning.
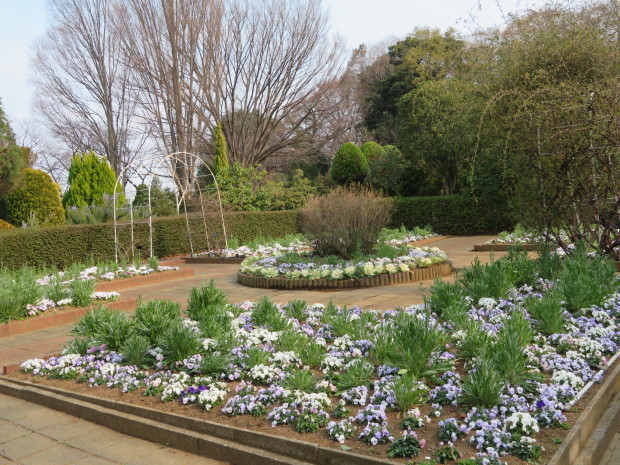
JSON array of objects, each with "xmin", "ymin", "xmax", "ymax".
[
  {"xmin": 212, "ymin": 122, "xmax": 229, "ymax": 175},
  {"xmin": 0, "ymin": 98, "xmax": 29, "ymax": 199},
  {"xmin": 63, "ymin": 151, "xmax": 124, "ymax": 207}
]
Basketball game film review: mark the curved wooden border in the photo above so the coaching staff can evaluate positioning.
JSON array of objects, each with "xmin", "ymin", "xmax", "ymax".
[
  {"xmin": 237, "ymin": 262, "xmax": 453, "ymax": 290},
  {"xmin": 473, "ymin": 243, "xmax": 540, "ymax": 252}
]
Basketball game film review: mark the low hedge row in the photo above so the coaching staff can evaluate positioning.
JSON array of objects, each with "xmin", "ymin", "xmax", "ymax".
[
  {"xmin": 0, "ymin": 195, "xmax": 513, "ymax": 270},
  {"xmin": 391, "ymin": 196, "xmax": 515, "ymax": 235},
  {"xmin": 0, "ymin": 211, "xmax": 300, "ymax": 270}
]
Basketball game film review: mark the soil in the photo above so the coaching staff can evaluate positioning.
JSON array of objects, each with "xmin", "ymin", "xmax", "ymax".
[{"xmin": 9, "ymin": 357, "xmax": 618, "ymax": 465}]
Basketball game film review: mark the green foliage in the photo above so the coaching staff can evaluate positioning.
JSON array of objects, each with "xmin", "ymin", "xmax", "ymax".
[
  {"xmin": 200, "ymin": 352, "xmax": 231, "ymax": 377},
  {"xmin": 458, "ymin": 258, "xmax": 515, "ymax": 301},
  {"xmin": 491, "ymin": 312, "xmax": 533, "ymax": 385},
  {"xmin": 330, "ymin": 142, "xmax": 369, "ymax": 185},
  {"xmin": 525, "ymin": 294, "xmax": 566, "ymax": 336},
  {"xmin": 391, "ymin": 196, "xmax": 515, "ymax": 235},
  {"xmin": 63, "ymin": 151, "xmax": 124, "ymax": 208},
  {"xmin": 0, "ymin": 268, "xmax": 43, "ymax": 323},
  {"xmin": 366, "ymin": 145, "xmax": 407, "ymax": 196},
  {"xmin": 120, "ymin": 334, "xmax": 151, "ymax": 366},
  {"xmin": 68, "ymin": 277, "xmax": 95, "ymax": 307},
  {"xmin": 0, "ymin": 210, "xmax": 300, "ymax": 270},
  {"xmin": 375, "ymin": 311, "xmax": 450, "ymax": 379},
  {"xmin": 392, "ymin": 374, "xmax": 428, "ymax": 412},
  {"xmin": 461, "ymin": 355, "xmax": 504, "ymax": 408},
  {"xmin": 299, "ymin": 342, "xmax": 324, "ymax": 367},
  {"xmin": 132, "ymin": 177, "xmax": 176, "ymax": 217},
  {"xmin": 133, "ymin": 300, "xmax": 181, "ymax": 345},
  {"xmin": 360, "ymin": 141, "xmax": 385, "ymax": 160},
  {"xmin": 251, "ymin": 296, "xmax": 290, "ymax": 331},
  {"xmin": 159, "ymin": 321, "xmax": 202, "ymax": 365},
  {"xmin": 72, "ymin": 306, "xmax": 117, "ymax": 339},
  {"xmin": 284, "ymin": 369, "xmax": 318, "ymax": 392},
  {"xmin": 212, "ymin": 122, "xmax": 229, "ymax": 175},
  {"xmin": 5, "ymin": 168, "xmax": 65, "ymax": 226},
  {"xmin": 0, "ymin": 99, "xmax": 29, "ymax": 201},
  {"xmin": 336, "ymin": 359, "xmax": 374, "ymax": 391}
]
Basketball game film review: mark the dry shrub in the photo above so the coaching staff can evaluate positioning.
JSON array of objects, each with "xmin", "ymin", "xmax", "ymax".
[{"xmin": 301, "ymin": 186, "xmax": 392, "ymax": 258}]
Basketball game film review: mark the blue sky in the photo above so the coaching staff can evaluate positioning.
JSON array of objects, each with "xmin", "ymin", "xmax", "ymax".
[{"xmin": 0, "ymin": 0, "xmax": 544, "ymax": 122}]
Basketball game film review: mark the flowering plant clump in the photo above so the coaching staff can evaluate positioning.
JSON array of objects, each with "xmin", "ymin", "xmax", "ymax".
[
  {"xmin": 341, "ymin": 385, "xmax": 369, "ymax": 406},
  {"xmin": 387, "ymin": 428, "xmax": 425, "ymax": 458},
  {"xmin": 359, "ymin": 422, "xmax": 394, "ymax": 445},
  {"xmin": 239, "ymin": 246, "xmax": 448, "ymax": 281},
  {"xmin": 437, "ymin": 418, "xmax": 468, "ymax": 443},
  {"xmin": 326, "ymin": 420, "xmax": 356, "ymax": 443}
]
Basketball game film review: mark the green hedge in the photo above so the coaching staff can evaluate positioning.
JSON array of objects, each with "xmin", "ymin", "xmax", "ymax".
[
  {"xmin": 0, "ymin": 210, "xmax": 300, "ymax": 270},
  {"xmin": 390, "ymin": 196, "xmax": 515, "ymax": 235}
]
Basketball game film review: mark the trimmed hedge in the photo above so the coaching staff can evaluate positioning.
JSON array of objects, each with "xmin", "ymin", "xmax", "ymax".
[
  {"xmin": 0, "ymin": 210, "xmax": 300, "ymax": 270},
  {"xmin": 391, "ymin": 196, "xmax": 515, "ymax": 235}
]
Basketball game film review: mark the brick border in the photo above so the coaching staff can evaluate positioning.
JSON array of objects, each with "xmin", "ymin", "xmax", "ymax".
[
  {"xmin": 406, "ymin": 235, "xmax": 450, "ymax": 246},
  {"xmin": 548, "ymin": 361, "xmax": 620, "ymax": 465},
  {"xmin": 237, "ymin": 262, "xmax": 453, "ymax": 290},
  {"xmin": 0, "ymin": 377, "xmax": 395, "ymax": 465},
  {"xmin": 0, "ymin": 298, "xmax": 138, "ymax": 339},
  {"xmin": 95, "ymin": 268, "xmax": 194, "ymax": 292},
  {"xmin": 473, "ymin": 243, "xmax": 540, "ymax": 252},
  {"xmin": 181, "ymin": 256, "xmax": 245, "ymax": 264}
]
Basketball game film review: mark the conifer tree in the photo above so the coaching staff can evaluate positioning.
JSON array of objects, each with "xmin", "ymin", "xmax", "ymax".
[
  {"xmin": 212, "ymin": 122, "xmax": 229, "ymax": 175},
  {"xmin": 62, "ymin": 151, "xmax": 124, "ymax": 207}
]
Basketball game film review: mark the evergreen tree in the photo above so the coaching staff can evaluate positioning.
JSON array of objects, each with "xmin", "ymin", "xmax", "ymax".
[
  {"xmin": 0, "ymin": 98, "xmax": 30, "ymax": 200},
  {"xmin": 212, "ymin": 122, "xmax": 229, "ymax": 175},
  {"xmin": 330, "ymin": 142, "xmax": 369, "ymax": 185},
  {"xmin": 5, "ymin": 168, "xmax": 65, "ymax": 226},
  {"xmin": 63, "ymin": 151, "xmax": 124, "ymax": 208}
]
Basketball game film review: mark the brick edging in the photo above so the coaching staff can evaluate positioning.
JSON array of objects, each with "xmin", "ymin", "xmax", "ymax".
[
  {"xmin": 181, "ymin": 257, "xmax": 245, "ymax": 264},
  {"xmin": 0, "ymin": 298, "xmax": 138, "ymax": 339},
  {"xmin": 95, "ymin": 268, "xmax": 193, "ymax": 292},
  {"xmin": 407, "ymin": 235, "xmax": 450, "ymax": 246},
  {"xmin": 548, "ymin": 360, "xmax": 620, "ymax": 465},
  {"xmin": 237, "ymin": 262, "xmax": 453, "ymax": 290},
  {"xmin": 473, "ymin": 243, "xmax": 540, "ymax": 251}
]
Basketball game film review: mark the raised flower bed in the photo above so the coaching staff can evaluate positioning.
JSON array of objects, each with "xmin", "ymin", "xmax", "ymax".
[
  {"xmin": 237, "ymin": 247, "xmax": 450, "ymax": 289},
  {"xmin": 11, "ymin": 249, "xmax": 620, "ymax": 465}
]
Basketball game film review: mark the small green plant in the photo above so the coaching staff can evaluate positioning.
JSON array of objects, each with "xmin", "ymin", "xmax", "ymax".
[
  {"xmin": 0, "ymin": 268, "xmax": 44, "ymax": 323},
  {"xmin": 461, "ymin": 355, "xmax": 504, "ymax": 408},
  {"xmin": 243, "ymin": 347, "xmax": 271, "ymax": 369},
  {"xmin": 252, "ymin": 296, "xmax": 291, "ymax": 331},
  {"xmin": 45, "ymin": 275, "xmax": 71, "ymax": 303},
  {"xmin": 299, "ymin": 342, "xmax": 324, "ymax": 367},
  {"xmin": 436, "ymin": 445, "xmax": 461, "ymax": 463},
  {"xmin": 159, "ymin": 321, "xmax": 202, "ymax": 365},
  {"xmin": 276, "ymin": 329, "xmax": 308, "ymax": 352},
  {"xmin": 120, "ymin": 333, "xmax": 151, "ymax": 366},
  {"xmin": 200, "ymin": 352, "xmax": 230, "ymax": 377},
  {"xmin": 429, "ymin": 279, "xmax": 468, "ymax": 316},
  {"xmin": 284, "ymin": 300, "xmax": 307, "ymax": 321},
  {"xmin": 525, "ymin": 294, "xmax": 566, "ymax": 335},
  {"xmin": 284, "ymin": 369, "xmax": 318, "ymax": 392},
  {"xmin": 491, "ymin": 312, "xmax": 533, "ymax": 385},
  {"xmin": 505, "ymin": 247, "xmax": 537, "ymax": 287},
  {"xmin": 63, "ymin": 337, "xmax": 92, "ymax": 355},
  {"xmin": 147, "ymin": 255, "xmax": 159, "ymax": 271},
  {"xmin": 392, "ymin": 374, "xmax": 428, "ymax": 412},
  {"xmin": 387, "ymin": 430, "xmax": 424, "ymax": 458},
  {"xmin": 552, "ymin": 437, "xmax": 563, "ymax": 444},
  {"xmin": 72, "ymin": 306, "xmax": 117, "ymax": 338},
  {"xmin": 458, "ymin": 258, "xmax": 515, "ymax": 301},
  {"xmin": 133, "ymin": 300, "xmax": 181, "ymax": 345},
  {"xmin": 69, "ymin": 278, "xmax": 95, "ymax": 307},
  {"xmin": 187, "ymin": 280, "xmax": 228, "ymax": 319},
  {"xmin": 332, "ymin": 402, "xmax": 351, "ymax": 418},
  {"xmin": 336, "ymin": 359, "xmax": 374, "ymax": 391},
  {"xmin": 93, "ymin": 311, "xmax": 134, "ymax": 352}
]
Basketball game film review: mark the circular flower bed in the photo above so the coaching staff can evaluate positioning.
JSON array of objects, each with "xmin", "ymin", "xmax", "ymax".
[{"xmin": 237, "ymin": 246, "xmax": 450, "ymax": 289}]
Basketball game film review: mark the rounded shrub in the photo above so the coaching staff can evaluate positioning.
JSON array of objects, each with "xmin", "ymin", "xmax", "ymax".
[
  {"xmin": 330, "ymin": 142, "xmax": 369, "ymax": 185},
  {"xmin": 360, "ymin": 141, "xmax": 385, "ymax": 161},
  {"xmin": 5, "ymin": 168, "xmax": 65, "ymax": 226}
]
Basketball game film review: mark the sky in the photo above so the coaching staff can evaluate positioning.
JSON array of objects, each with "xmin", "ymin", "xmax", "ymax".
[{"xmin": 0, "ymin": 0, "xmax": 546, "ymax": 124}]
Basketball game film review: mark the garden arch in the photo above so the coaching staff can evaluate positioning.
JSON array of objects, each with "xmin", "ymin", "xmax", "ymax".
[{"xmin": 112, "ymin": 152, "xmax": 228, "ymax": 263}]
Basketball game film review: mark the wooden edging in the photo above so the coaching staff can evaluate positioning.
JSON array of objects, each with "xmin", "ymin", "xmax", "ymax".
[
  {"xmin": 237, "ymin": 262, "xmax": 453, "ymax": 290},
  {"xmin": 406, "ymin": 235, "xmax": 450, "ymax": 246},
  {"xmin": 473, "ymin": 243, "xmax": 540, "ymax": 252},
  {"xmin": 0, "ymin": 298, "xmax": 138, "ymax": 340},
  {"xmin": 0, "ymin": 377, "xmax": 395, "ymax": 465},
  {"xmin": 181, "ymin": 256, "xmax": 245, "ymax": 265},
  {"xmin": 548, "ymin": 360, "xmax": 620, "ymax": 465},
  {"xmin": 95, "ymin": 268, "xmax": 193, "ymax": 292}
]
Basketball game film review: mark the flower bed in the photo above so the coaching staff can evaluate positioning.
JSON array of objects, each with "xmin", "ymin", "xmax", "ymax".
[
  {"xmin": 238, "ymin": 247, "xmax": 448, "ymax": 283},
  {"xmin": 15, "ymin": 251, "xmax": 620, "ymax": 464}
]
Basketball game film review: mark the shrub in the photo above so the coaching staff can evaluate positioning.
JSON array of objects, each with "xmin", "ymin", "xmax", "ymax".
[
  {"xmin": 367, "ymin": 145, "xmax": 407, "ymax": 195},
  {"xmin": 63, "ymin": 151, "xmax": 124, "ymax": 208},
  {"xmin": 360, "ymin": 141, "xmax": 385, "ymax": 160},
  {"xmin": 132, "ymin": 176, "xmax": 177, "ymax": 218},
  {"xmin": 391, "ymin": 196, "xmax": 515, "ymax": 235},
  {"xmin": 5, "ymin": 168, "xmax": 65, "ymax": 226},
  {"xmin": 330, "ymin": 142, "xmax": 368, "ymax": 185},
  {"xmin": 301, "ymin": 186, "xmax": 391, "ymax": 258},
  {"xmin": 212, "ymin": 121, "xmax": 229, "ymax": 175}
]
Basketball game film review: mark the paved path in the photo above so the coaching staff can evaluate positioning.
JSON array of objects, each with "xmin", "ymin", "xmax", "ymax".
[
  {"xmin": 0, "ymin": 235, "xmax": 562, "ymax": 465},
  {"xmin": 0, "ymin": 393, "xmax": 225, "ymax": 465}
]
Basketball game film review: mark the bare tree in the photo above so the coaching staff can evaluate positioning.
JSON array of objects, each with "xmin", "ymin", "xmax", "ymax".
[
  {"xmin": 32, "ymin": 0, "xmax": 145, "ymax": 185},
  {"xmin": 194, "ymin": 0, "xmax": 346, "ymax": 167},
  {"xmin": 116, "ymin": 0, "xmax": 215, "ymax": 193}
]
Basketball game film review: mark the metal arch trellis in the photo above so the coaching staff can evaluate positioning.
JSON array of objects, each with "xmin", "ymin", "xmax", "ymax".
[{"xmin": 112, "ymin": 152, "xmax": 228, "ymax": 264}]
